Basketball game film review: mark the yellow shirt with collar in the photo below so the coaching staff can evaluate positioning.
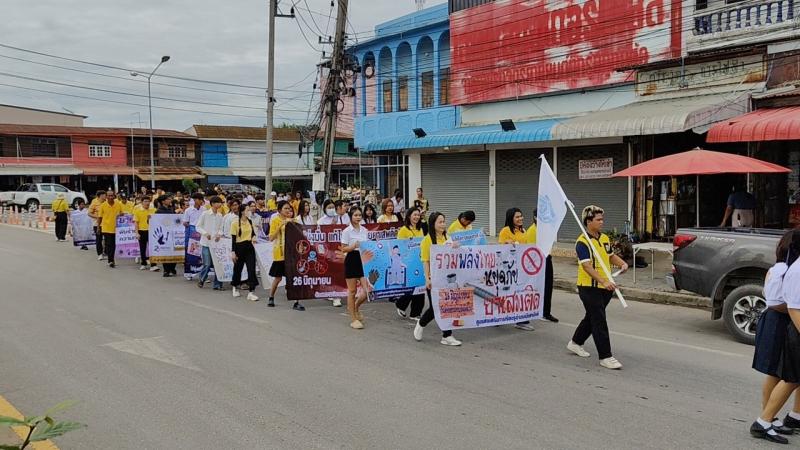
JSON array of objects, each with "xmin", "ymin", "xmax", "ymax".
[
  {"xmin": 51, "ymin": 198, "xmax": 69, "ymax": 213},
  {"xmin": 420, "ymin": 233, "xmax": 447, "ymax": 262},
  {"xmin": 98, "ymin": 201, "xmax": 123, "ymax": 234},
  {"xmin": 525, "ymin": 223, "xmax": 537, "ymax": 244},
  {"xmin": 576, "ymin": 233, "xmax": 612, "ymax": 288},
  {"xmin": 448, "ymin": 220, "xmax": 472, "ymax": 234},
  {"xmin": 397, "ymin": 226, "xmax": 424, "ymax": 239},
  {"xmin": 268, "ymin": 215, "xmax": 286, "ymax": 261},
  {"xmin": 498, "ymin": 226, "xmax": 526, "ymax": 244}
]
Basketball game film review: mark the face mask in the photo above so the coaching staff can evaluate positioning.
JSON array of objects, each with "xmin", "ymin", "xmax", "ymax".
[{"xmin": 325, "ymin": 208, "xmax": 336, "ymax": 217}]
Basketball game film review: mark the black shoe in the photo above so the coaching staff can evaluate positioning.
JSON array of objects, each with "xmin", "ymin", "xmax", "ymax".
[
  {"xmin": 544, "ymin": 315, "xmax": 559, "ymax": 323},
  {"xmin": 293, "ymin": 302, "xmax": 305, "ymax": 311},
  {"xmin": 784, "ymin": 415, "xmax": 800, "ymax": 430},
  {"xmin": 197, "ymin": 280, "xmax": 204, "ymax": 288},
  {"xmin": 108, "ymin": 262, "xmax": 115, "ymax": 268},
  {"xmin": 268, "ymin": 298, "xmax": 275, "ymax": 307},
  {"xmin": 772, "ymin": 418, "xmax": 795, "ymax": 435},
  {"xmin": 80, "ymin": 246, "xmax": 88, "ymax": 250},
  {"xmin": 213, "ymin": 286, "xmax": 224, "ymax": 291},
  {"xmin": 751, "ymin": 421, "xmax": 790, "ymax": 444}
]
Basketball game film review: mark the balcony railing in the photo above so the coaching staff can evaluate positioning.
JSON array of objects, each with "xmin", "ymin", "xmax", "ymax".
[
  {"xmin": 132, "ymin": 157, "xmax": 197, "ymax": 168},
  {"xmin": 694, "ymin": 0, "xmax": 795, "ymax": 35}
]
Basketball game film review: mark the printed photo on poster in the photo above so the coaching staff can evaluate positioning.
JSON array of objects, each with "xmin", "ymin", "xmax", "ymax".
[
  {"xmin": 450, "ymin": 229, "xmax": 487, "ymax": 246},
  {"xmin": 70, "ymin": 210, "xmax": 95, "ymax": 247},
  {"xmin": 115, "ymin": 214, "xmax": 140, "ymax": 258},
  {"xmin": 360, "ymin": 238, "xmax": 425, "ymax": 299},
  {"xmin": 184, "ymin": 225, "xmax": 203, "ymax": 277}
]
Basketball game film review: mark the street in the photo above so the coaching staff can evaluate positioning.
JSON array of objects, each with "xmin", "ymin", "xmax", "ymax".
[{"xmin": 0, "ymin": 225, "xmax": 774, "ymax": 449}]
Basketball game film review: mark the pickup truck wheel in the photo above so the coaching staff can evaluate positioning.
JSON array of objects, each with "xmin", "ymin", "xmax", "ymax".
[
  {"xmin": 722, "ymin": 284, "xmax": 765, "ymax": 345},
  {"xmin": 25, "ymin": 199, "xmax": 39, "ymax": 212}
]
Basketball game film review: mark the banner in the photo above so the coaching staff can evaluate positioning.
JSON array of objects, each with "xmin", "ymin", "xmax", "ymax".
[
  {"xmin": 430, "ymin": 244, "xmax": 545, "ymax": 330},
  {"xmin": 114, "ymin": 214, "xmax": 139, "ymax": 259},
  {"xmin": 450, "ymin": 229, "xmax": 487, "ymax": 246},
  {"xmin": 254, "ymin": 211, "xmax": 274, "ymax": 242},
  {"xmin": 184, "ymin": 225, "xmax": 203, "ymax": 277},
  {"xmin": 284, "ymin": 222, "xmax": 400, "ymax": 300},
  {"xmin": 70, "ymin": 210, "xmax": 95, "ymax": 247},
  {"xmin": 209, "ymin": 237, "xmax": 247, "ymax": 282},
  {"xmin": 536, "ymin": 155, "xmax": 569, "ymax": 256},
  {"xmin": 254, "ymin": 241, "xmax": 284, "ymax": 288},
  {"xmin": 148, "ymin": 214, "xmax": 185, "ymax": 263},
  {"xmin": 360, "ymin": 238, "xmax": 425, "ymax": 299}
]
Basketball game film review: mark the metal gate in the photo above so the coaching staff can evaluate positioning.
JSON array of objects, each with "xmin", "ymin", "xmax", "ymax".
[
  {"xmin": 495, "ymin": 148, "xmax": 552, "ymax": 234},
  {"xmin": 421, "ymin": 152, "xmax": 490, "ymax": 232}
]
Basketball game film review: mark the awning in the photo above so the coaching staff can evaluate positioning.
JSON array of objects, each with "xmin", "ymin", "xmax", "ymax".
[
  {"xmin": 201, "ymin": 167, "xmax": 234, "ymax": 176},
  {"xmin": 550, "ymin": 93, "xmax": 751, "ymax": 140},
  {"xmin": 707, "ymin": 107, "xmax": 800, "ymax": 143},
  {"xmin": 136, "ymin": 167, "xmax": 203, "ymax": 181},
  {"xmin": 363, "ymin": 118, "xmax": 559, "ymax": 152},
  {"xmin": 79, "ymin": 165, "xmax": 135, "ymax": 176},
  {"xmin": 231, "ymin": 168, "xmax": 313, "ymax": 178},
  {"xmin": 0, "ymin": 165, "xmax": 82, "ymax": 176}
]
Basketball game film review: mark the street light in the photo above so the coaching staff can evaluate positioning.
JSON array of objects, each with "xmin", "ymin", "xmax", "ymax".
[{"xmin": 131, "ymin": 55, "xmax": 170, "ymax": 190}]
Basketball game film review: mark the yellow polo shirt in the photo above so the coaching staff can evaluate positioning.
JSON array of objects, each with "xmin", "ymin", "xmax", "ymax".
[
  {"xmin": 525, "ymin": 223, "xmax": 537, "ymax": 244},
  {"xmin": 133, "ymin": 205, "xmax": 156, "ymax": 231},
  {"xmin": 51, "ymin": 198, "xmax": 69, "ymax": 213},
  {"xmin": 498, "ymin": 226, "xmax": 526, "ymax": 244},
  {"xmin": 448, "ymin": 220, "xmax": 472, "ymax": 234},
  {"xmin": 420, "ymin": 233, "xmax": 447, "ymax": 262},
  {"xmin": 98, "ymin": 201, "xmax": 123, "ymax": 234},
  {"xmin": 269, "ymin": 215, "xmax": 286, "ymax": 261},
  {"xmin": 397, "ymin": 226, "xmax": 424, "ymax": 239}
]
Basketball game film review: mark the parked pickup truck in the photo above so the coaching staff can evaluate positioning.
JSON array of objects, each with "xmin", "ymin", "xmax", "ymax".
[
  {"xmin": 667, "ymin": 227, "xmax": 785, "ymax": 344},
  {"xmin": 0, "ymin": 183, "xmax": 87, "ymax": 211}
]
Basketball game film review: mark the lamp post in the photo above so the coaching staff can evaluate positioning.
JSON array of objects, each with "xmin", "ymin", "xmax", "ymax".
[
  {"xmin": 130, "ymin": 112, "xmax": 143, "ymax": 193},
  {"xmin": 131, "ymin": 55, "xmax": 170, "ymax": 190}
]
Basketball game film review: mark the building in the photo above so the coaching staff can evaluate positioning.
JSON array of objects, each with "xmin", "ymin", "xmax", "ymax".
[{"xmin": 0, "ymin": 104, "xmax": 86, "ymax": 127}]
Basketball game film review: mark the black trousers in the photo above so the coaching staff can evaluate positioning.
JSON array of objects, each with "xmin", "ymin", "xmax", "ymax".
[
  {"xmin": 138, "ymin": 230, "xmax": 154, "ymax": 265},
  {"xmin": 572, "ymin": 286, "xmax": 613, "ymax": 359},
  {"xmin": 54, "ymin": 212, "xmax": 67, "ymax": 240},
  {"xmin": 543, "ymin": 256, "xmax": 554, "ymax": 317},
  {"xmin": 232, "ymin": 241, "xmax": 259, "ymax": 290},
  {"xmin": 94, "ymin": 226, "xmax": 104, "ymax": 255},
  {"xmin": 163, "ymin": 263, "xmax": 177, "ymax": 274},
  {"xmin": 395, "ymin": 293, "xmax": 425, "ymax": 318},
  {"xmin": 103, "ymin": 233, "xmax": 116, "ymax": 264},
  {"xmin": 418, "ymin": 289, "xmax": 452, "ymax": 338}
]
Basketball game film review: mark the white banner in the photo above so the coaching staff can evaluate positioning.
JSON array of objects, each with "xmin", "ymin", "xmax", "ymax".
[
  {"xmin": 148, "ymin": 214, "xmax": 185, "ymax": 263},
  {"xmin": 254, "ymin": 242, "xmax": 284, "ymax": 289},
  {"xmin": 114, "ymin": 214, "xmax": 140, "ymax": 259},
  {"xmin": 536, "ymin": 156, "xmax": 568, "ymax": 256},
  {"xmin": 70, "ymin": 210, "xmax": 95, "ymax": 247},
  {"xmin": 430, "ymin": 244, "xmax": 545, "ymax": 330},
  {"xmin": 209, "ymin": 237, "xmax": 249, "ymax": 282}
]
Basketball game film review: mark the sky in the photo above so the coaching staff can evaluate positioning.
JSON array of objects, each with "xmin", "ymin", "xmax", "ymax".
[{"xmin": 0, "ymin": 0, "xmax": 434, "ymax": 130}]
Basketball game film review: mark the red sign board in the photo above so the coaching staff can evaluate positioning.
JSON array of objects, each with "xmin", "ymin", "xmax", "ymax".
[{"xmin": 449, "ymin": 0, "xmax": 683, "ymax": 104}]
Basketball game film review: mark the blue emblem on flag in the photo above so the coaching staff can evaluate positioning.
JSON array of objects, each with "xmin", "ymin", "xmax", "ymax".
[{"xmin": 537, "ymin": 194, "xmax": 556, "ymax": 224}]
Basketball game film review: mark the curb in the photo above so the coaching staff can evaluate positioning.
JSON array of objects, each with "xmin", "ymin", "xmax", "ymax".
[
  {"xmin": 553, "ymin": 278, "xmax": 712, "ymax": 309},
  {"xmin": 0, "ymin": 394, "xmax": 59, "ymax": 450}
]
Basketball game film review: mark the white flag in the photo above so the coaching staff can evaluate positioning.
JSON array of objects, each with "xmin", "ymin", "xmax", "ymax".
[{"xmin": 536, "ymin": 155, "xmax": 568, "ymax": 256}]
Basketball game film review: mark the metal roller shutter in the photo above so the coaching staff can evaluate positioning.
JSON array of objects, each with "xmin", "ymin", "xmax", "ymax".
[
  {"xmin": 557, "ymin": 145, "xmax": 628, "ymax": 241},
  {"xmin": 495, "ymin": 148, "xmax": 552, "ymax": 233},
  {"xmin": 421, "ymin": 152, "xmax": 490, "ymax": 232}
]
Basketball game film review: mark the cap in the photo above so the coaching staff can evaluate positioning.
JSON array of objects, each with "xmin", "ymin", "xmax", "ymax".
[{"xmin": 270, "ymin": 191, "xmax": 277, "ymax": 196}]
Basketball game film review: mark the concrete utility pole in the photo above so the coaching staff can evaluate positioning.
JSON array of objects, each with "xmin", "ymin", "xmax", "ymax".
[
  {"xmin": 321, "ymin": 0, "xmax": 349, "ymax": 195},
  {"xmin": 266, "ymin": 0, "xmax": 294, "ymax": 193}
]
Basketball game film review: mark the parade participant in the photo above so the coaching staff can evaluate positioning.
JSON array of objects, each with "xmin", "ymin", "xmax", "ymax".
[
  {"xmin": 365, "ymin": 190, "xmax": 378, "ymax": 206},
  {"xmin": 378, "ymin": 198, "xmax": 400, "ymax": 223},
  {"xmin": 118, "ymin": 193, "xmax": 134, "ymax": 214},
  {"xmin": 243, "ymin": 191, "xmax": 255, "ymax": 205},
  {"xmin": 448, "ymin": 210, "xmax": 475, "ymax": 234},
  {"xmin": 268, "ymin": 201, "xmax": 305, "ymax": 310},
  {"xmin": 254, "ymin": 194, "xmax": 267, "ymax": 212},
  {"xmin": 363, "ymin": 203, "xmax": 378, "ymax": 224},
  {"xmin": 196, "ymin": 196, "xmax": 225, "ymax": 290},
  {"xmin": 88, "ymin": 190, "xmax": 106, "ymax": 260},
  {"xmin": 97, "ymin": 190, "xmax": 123, "ymax": 268},
  {"xmin": 155, "ymin": 195, "xmax": 178, "ymax": 277},
  {"xmin": 295, "ymin": 200, "xmax": 315, "ymax": 225},
  {"xmin": 133, "ymin": 196, "xmax": 158, "ymax": 271},
  {"xmin": 414, "ymin": 212, "xmax": 461, "ymax": 346},
  {"xmin": 526, "ymin": 209, "xmax": 558, "ymax": 322},
  {"xmin": 335, "ymin": 200, "xmax": 348, "ymax": 224},
  {"xmin": 392, "ymin": 190, "xmax": 405, "ymax": 216},
  {"xmin": 567, "ymin": 205, "xmax": 628, "ymax": 370},
  {"xmin": 317, "ymin": 199, "xmax": 339, "ymax": 225},
  {"xmin": 395, "ymin": 208, "xmax": 425, "ymax": 320},
  {"xmin": 267, "ymin": 192, "xmax": 278, "ymax": 211},
  {"xmin": 413, "ymin": 187, "xmax": 429, "ymax": 218},
  {"xmin": 498, "ymin": 207, "xmax": 535, "ymax": 331},
  {"xmin": 341, "ymin": 205, "xmax": 370, "ymax": 329},
  {"xmin": 230, "ymin": 202, "xmax": 260, "ymax": 301},
  {"xmin": 222, "ymin": 199, "xmax": 241, "ymax": 239},
  {"xmin": 182, "ymin": 193, "xmax": 205, "ymax": 227},
  {"xmin": 69, "ymin": 199, "xmax": 90, "ymax": 250},
  {"xmin": 52, "ymin": 193, "xmax": 69, "ymax": 242},
  {"xmin": 290, "ymin": 191, "xmax": 302, "ymax": 216},
  {"xmin": 175, "ymin": 198, "xmax": 188, "ymax": 215}
]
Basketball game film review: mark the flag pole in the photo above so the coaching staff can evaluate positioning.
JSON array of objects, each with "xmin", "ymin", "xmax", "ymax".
[{"xmin": 565, "ymin": 200, "xmax": 628, "ymax": 308}]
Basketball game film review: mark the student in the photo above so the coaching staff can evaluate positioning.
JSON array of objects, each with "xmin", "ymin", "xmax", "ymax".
[
  {"xmin": 97, "ymin": 190, "xmax": 123, "ymax": 268},
  {"xmin": 266, "ymin": 192, "xmax": 278, "ymax": 212},
  {"xmin": 182, "ymin": 193, "xmax": 205, "ymax": 228},
  {"xmin": 317, "ymin": 199, "xmax": 339, "ymax": 225},
  {"xmin": 335, "ymin": 200, "xmax": 348, "ymax": 224},
  {"xmin": 395, "ymin": 208, "xmax": 425, "ymax": 320},
  {"xmin": 392, "ymin": 189, "xmax": 405, "ymax": 216},
  {"xmin": 155, "ymin": 195, "xmax": 178, "ymax": 277},
  {"xmin": 567, "ymin": 205, "xmax": 628, "ymax": 370},
  {"xmin": 448, "ymin": 210, "xmax": 475, "ymax": 234},
  {"xmin": 52, "ymin": 193, "xmax": 70, "ymax": 242},
  {"xmin": 377, "ymin": 198, "xmax": 400, "ymax": 223},
  {"xmin": 254, "ymin": 194, "xmax": 267, "ymax": 212},
  {"xmin": 413, "ymin": 212, "xmax": 462, "ymax": 346},
  {"xmin": 133, "ymin": 196, "xmax": 158, "ymax": 271},
  {"xmin": 290, "ymin": 191, "xmax": 302, "ymax": 216},
  {"xmin": 341, "ymin": 205, "xmax": 370, "ymax": 329},
  {"xmin": 295, "ymin": 200, "xmax": 315, "ymax": 225},
  {"xmin": 363, "ymin": 203, "xmax": 378, "ymax": 224},
  {"xmin": 526, "ymin": 209, "xmax": 558, "ymax": 322},
  {"xmin": 88, "ymin": 190, "xmax": 107, "ymax": 260},
  {"xmin": 69, "ymin": 199, "xmax": 90, "ymax": 250},
  {"xmin": 118, "ymin": 193, "xmax": 134, "ymax": 215},
  {"xmin": 497, "ymin": 207, "xmax": 535, "ymax": 331},
  {"xmin": 222, "ymin": 199, "xmax": 241, "ymax": 239},
  {"xmin": 268, "ymin": 201, "xmax": 305, "ymax": 311},
  {"xmin": 230, "ymin": 202, "xmax": 260, "ymax": 301},
  {"xmin": 196, "ymin": 196, "xmax": 225, "ymax": 290}
]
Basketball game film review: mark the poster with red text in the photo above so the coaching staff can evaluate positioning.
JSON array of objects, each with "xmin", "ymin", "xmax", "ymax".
[{"xmin": 430, "ymin": 244, "xmax": 545, "ymax": 330}]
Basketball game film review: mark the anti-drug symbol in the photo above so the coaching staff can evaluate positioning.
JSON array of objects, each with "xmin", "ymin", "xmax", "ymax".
[{"xmin": 521, "ymin": 247, "xmax": 544, "ymax": 275}]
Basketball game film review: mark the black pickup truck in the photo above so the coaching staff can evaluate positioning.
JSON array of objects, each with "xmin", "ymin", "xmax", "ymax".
[{"xmin": 667, "ymin": 227, "xmax": 786, "ymax": 344}]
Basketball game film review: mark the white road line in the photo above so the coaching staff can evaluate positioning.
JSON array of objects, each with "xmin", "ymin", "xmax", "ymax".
[{"xmin": 175, "ymin": 298, "xmax": 274, "ymax": 327}]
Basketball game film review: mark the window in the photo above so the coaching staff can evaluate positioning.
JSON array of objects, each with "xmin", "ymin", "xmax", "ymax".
[
  {"xmin": 168, "ymin": 143, "xmax": 187, "ymax": 158},
  {"xmin": 421, "ymin": 71, "xmax": 434, "ymax": 108},
  {"xmin": 398, "ymin": 76, "xmax": 409, "ymax": 111},
  {"xmin": 382, "ymin": 80, "xmax": 393, "ymax": 113},
  {"xmin": 53, "ymin": 185, "xmax": 68, "ymax": 192},
  {"xmin": 88, "ymin": 141, "xmax": 112, "ymax": 158},
  {"xmin": 696, "ymin": 0, "xmax": 707, "ymax": 9},
  {"xmin": 439, "ymin": 67, "xmax": 450, "ymax": 105}
]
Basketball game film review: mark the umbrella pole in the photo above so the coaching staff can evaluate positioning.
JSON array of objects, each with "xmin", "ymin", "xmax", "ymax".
[{"xmin": 696, "ymin": 175, "xmax": 700, "ymax": 227}]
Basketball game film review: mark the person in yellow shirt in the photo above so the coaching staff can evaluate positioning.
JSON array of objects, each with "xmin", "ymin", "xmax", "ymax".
[
  {"xmin": 290, "ymin": 191, "xmax": 302, "ymax": 216},
  {"xmin": 88, "ymin": 190, "xmax": 106, "ymax": 259},
  {"xmin": 98, "ymin": 191, "xmax": 123, "ymax": 268},
  {"xmin": 266, "ymin": 192, "xmax": 278, "ymax": 212},
  {"xmin": 526, "ymin": 209, "xmax": 558, "ymax": 323},
  {"xmin": 51, "ymin": 193, "xmax": 70, "ymax": 242},
  {"xmin": 118, "ymin": 193, "xmax": 135, "ymax": 214},
  {"xmin": 230, "ymin": 202, "xmax": 260, "ymax": 301},
  {"xmin": 498, "ymin": 207, "xmax": 535, "ymax": 331},
  {"xmin": 267, "ymin": 200, "xmax": 305, "ymax": 310},
  {"xmin": 395, "ymin": 208, "xmax": 425, "ymax": 319},
  {"xmin": 377, "ymin": 198, "xmax": 400, "ymax": 223},
  {"xmin": 133, "ymin": 196, "xmax": 158, "ymax": 271},
  {"xmin": 448, "ymin": 210, "xmax": 475, "ymax": 234}
]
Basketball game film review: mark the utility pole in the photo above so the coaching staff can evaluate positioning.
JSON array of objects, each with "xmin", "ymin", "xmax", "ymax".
[
  {"xmin": 266, "ymin": 0, "xmax": 294, "ymax": 193},
  {"xmin": 321, "ymin": 0, "xmax": 349, "ymax": 195}
]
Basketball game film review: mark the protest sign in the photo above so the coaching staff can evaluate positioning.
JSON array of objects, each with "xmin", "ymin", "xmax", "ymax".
[
  {"xmin": 148, "ymin": 214, "xmax": 185, "ymax": 263},
  {"xmin": 450, "ymin": 229, "xmax": 487, "ymax": 246},
  {"xmin": 184, "ymin": 225, "xmax": 203, "ymax": 277},
  {"xmin": 70, "ymin": 210, "xmax": 95, "ymax": 247},
  {"xmin": 254, "ymin": 211, "xmax": 273, "ymax": 242},
  {"xmin": 430, "ymin": 244, "xmax": 545, "ymax": 330},
  {"xmin": 254, "ymin": 241, "xmax": 284, "ymax": 288},
  {"xmin": 359, "ymin": 238, "xmax": 424, "ymax": 299},
  {"xmin": 114, "ymin": 214, "xmax": 139, "ymax": 258},
  {"xmin": 284, "ymin": 222, "xmax": 399, "ymax": 300}
]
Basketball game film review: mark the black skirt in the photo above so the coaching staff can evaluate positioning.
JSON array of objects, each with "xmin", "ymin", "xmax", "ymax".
[
  {"xmin": 778, "ymin": 323, "xmax": 800, "ymax": 383},
  {"xmin": 269, "ymin": 261, "xmax": 286, "ymax": 278},
  {"xmin": 753, "ymin": 308, "xmax": 790, "ymax": 376},
  {"xmin": 344, "ymin": 250, "xmax": 364, "ymax": 279}
]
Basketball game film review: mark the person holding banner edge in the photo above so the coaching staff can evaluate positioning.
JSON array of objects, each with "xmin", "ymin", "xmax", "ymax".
[
  {"xmin": 97, "ymin": 190, "xmax": 123, "ymax": 269},
  {"xmin": 268, "ymin": 201, "xmax": 305, "ymax": 311},
  {"xmin": 196, "ymin": 196, "xmax": 225, "ymax": 290},
  {"xmin": 341, "ymin": 205, "xmax": 370, "ymax": 329},
  {"xmin": 133, "ymin": 196, "xmax": 158, "ymax": 271},
  {"xmin": 498, "ymin": 208, "xmax": 536, "ymax": 331},
  {"xmin": 526, "ymin": 209, "xmax": 558, "ymax": 323},
  {"xmin": 230, "ymin": 202, "xmax": 260, "ymax": 301},
  {"xmin": 395, "ymin": 207, "xmax": 425, "ymax": 320},
  {"xmin": 567, "ymin": 205, "xmax": 628, "ymax": 370}
]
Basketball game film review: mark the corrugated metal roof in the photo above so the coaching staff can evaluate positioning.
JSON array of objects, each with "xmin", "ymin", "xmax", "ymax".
[
  {"xmin": 550, "ymin": 93, "xmax": 751, "ymax": 140},
  {"xmin": 0, "ymin": 124, "xmax": 192, "ymax": 138},
  {"xmin": 363, "ymin": 118, "xmax": 558, "ymax": 152},
  {"xmin": 707, "ymin": 107, "xmax": 800, "ymax": 142},
  {"xmin": 0, "ymin": 164, "xmax": 82, "ymax": 176}
]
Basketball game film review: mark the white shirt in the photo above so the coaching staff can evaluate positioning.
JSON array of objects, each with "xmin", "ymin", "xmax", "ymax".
[
  {"xmin": 318, "ymin": 214, "xmax": 346, "ymax": 225},
  {"xmin": 784, "ymin": 261, "xmax": 800, "ymax": 309},
  {"xmin": 182, "ymin": 206, "xmax": 203, "ymax": 227},
  {"xmin": 392, "ymin": 197, "xmax": 405, "ymax": 215},
  {"xmin": 764, "ymin": 263, "xmax": 789, "ymax": 308},
  {"xmin": 341, "ymin": 224, "xmax": 369, "ymax": 246},
  {"xmin": 222, "ymin": 212, "xmax": 237, "ymax": 237},
  {"xmin": 295, "ymin": 214, "xmax": 316, "ymax": 225},
  {"xmin": 195, "ymin": 209, "xmax": 224, "ymax": 247}
]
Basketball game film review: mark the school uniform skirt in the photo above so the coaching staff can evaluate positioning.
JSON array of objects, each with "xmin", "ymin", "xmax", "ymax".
[
  {"xmin": 778, "ymin": 323, "xmax": 800, "ymax": 383},
  {"xmin": 269, "ymin": 260, "xmax": 286, "ymax": 278},
  {"xmin": 344, "ymin": 250, "xmax": 364, "ymax": 279},
  {"xmin": 753, "ymin": 308, "xmax": 790, "ymax": 376}
]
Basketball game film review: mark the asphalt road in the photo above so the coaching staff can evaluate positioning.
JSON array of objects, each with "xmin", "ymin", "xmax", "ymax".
[{"xmin": 0, "ymin": 225, "xmax": 779, "ymax": 449}]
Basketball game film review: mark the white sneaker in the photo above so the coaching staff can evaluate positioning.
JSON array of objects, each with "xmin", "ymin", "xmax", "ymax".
[
  {"xmin": 139, "ymin": 265, "xmax": 147, "ymax": 271},
  {"xmin": 413, "ymin": 322, "xmax": 424, "ymax": 341},
  {"xmin": 440, "ymin": 336, "xmax": 462, "ymax": 346},
  {"xmin": 149, "ymin": 266, "xmax": 160, "ymax": 272},
  {"xmin": 135, "ymin": 256, "xmax": 141, "ymax": 264},
  {"xmin": 600, "ymin": 357, "xmax": 623, "ymax": 370},
  {"xmin": 332, "ymin": 298, "xmax": 342, "ymax": 307},
  {"xmin": 396, "ymin": 308, "xmax": 407, "ymax": 319},
  {"xmin": 247, "ymin": 292, "xmax": 259, "ymax": 302},
  {"xmin": 515, "ymin": 323, "xmax": 535, "ymax": 331},
  {"xmin": 567, "ymin": 341, "xmax": 591, "ymax": 358},
  {"xmin": 97, "ymin": 255, "xmax": 104, "ymax": 261},
  {"xmin": 232, "ymin": 287, "xmax": 241, "ymax": 298}
]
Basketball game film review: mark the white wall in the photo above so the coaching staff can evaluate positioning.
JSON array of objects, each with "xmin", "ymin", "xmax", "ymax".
[
  {"xmin": 227, "ymin": 140, "xmax": 312, "ymax": 171},
  {"xmin": 0, "ymin": 105, "xmax": 84, "ymax": 126}
]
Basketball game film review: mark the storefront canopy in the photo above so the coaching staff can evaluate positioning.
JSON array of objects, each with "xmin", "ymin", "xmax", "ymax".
[
  {"xmin": 706, "ymin": 107, "xmax": 800, "ymax": 142},
  {"xmin": 613, "ymin": 148, "xmax": 791, "ymax": 177},
  {"xmin": 136, "ymin": 168, "xmax": 203, "ymax": 181},
  {"xmin": 551, "ymin": 94, "xmax": 750, "ymax": 140},
  {"xmin": 79, "ymin": 165, "xmax": 135, "ymax": 176},
  {"xmin": 0, "ymin": 165, "xmax": 82, "ymax": 176},
  {"xmin": 362, "ymin": 118, "xmax": 559, "ymax": 152}
]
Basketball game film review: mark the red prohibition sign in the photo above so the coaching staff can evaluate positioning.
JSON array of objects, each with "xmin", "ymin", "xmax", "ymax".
[{"xmin": 521, "ymin": 247, "xmax": 544, "ymax": 275}]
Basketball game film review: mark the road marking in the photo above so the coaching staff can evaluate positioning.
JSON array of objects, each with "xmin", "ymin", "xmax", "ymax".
[
  {"xmin": 175, "ymin": 298, "xmax": 274, "ymax": 327},
  {"xmin": 103, "ymin": 336, "xmax": 201, "ymax": 371},
  {"xmin": 557, "ymin": 321, "xmax": 748, "ymax": 358},
  {"xmin": 0, "ymin": 394, "xmax": 59, "ymax": 450}
]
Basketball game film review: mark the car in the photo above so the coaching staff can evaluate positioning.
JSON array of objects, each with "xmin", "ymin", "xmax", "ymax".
[
  {"xmin": 214, "ymin": 183, "xmax": 265, "ymax": 196},
  {"xmin": 0, "ymin": 183, "xmax": 87, "ymax": 211},
  {"xmin": 668, "ymin": 227, "xmax": 785, "ymax": 345}
]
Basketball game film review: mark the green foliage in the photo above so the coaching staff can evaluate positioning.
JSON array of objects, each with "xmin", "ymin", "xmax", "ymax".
[
  {"xmin": 272, "ymin": 180, "xmax": 291, "ymax": 194},
  {"xmin": 0, "ymin": 401, "xmax": 85, "ymax": 449},
  {"xmin": 181, "ymin": 178, "xmax": 200, "ymax": 193}
]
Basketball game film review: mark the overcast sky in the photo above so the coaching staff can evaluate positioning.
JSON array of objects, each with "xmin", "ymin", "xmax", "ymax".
[{"xmin": 0, "ymin": 0, "xmax": 434, "ymax": 130}]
